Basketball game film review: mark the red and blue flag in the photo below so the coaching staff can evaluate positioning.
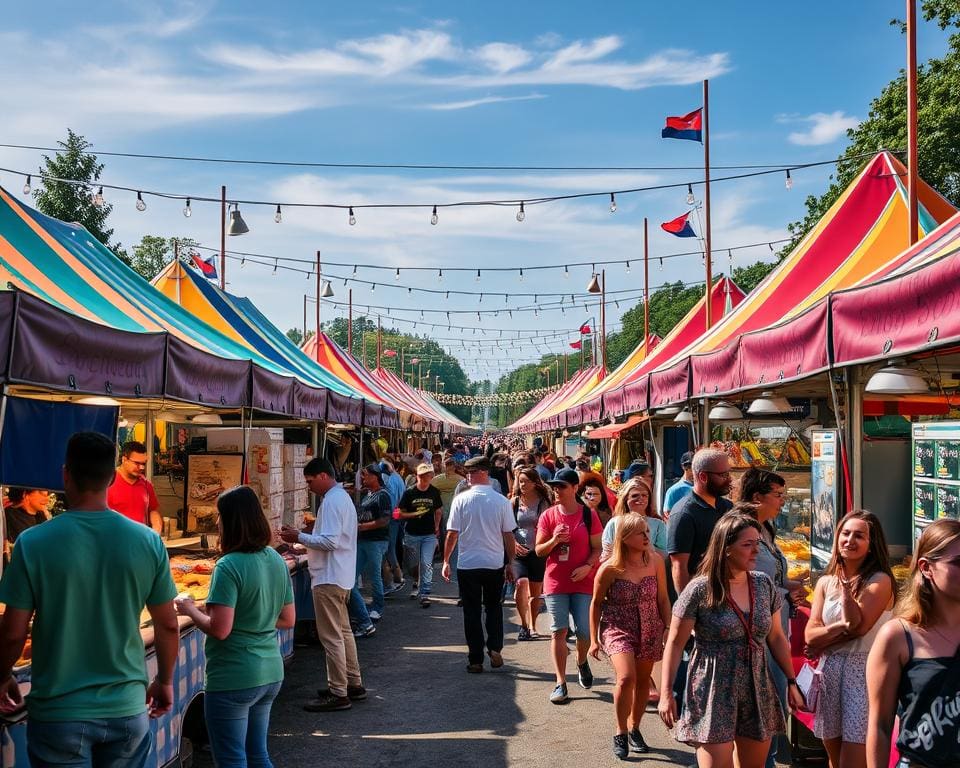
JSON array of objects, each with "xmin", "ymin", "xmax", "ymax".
[
  {"xmin": 191, "ymin": 253, "xmax": 218, "ymax": 279},
  {"xmin": 660, "ymin": 212, "xmax": 697, "ymax": 238},
  {"xmin": 661, "ymin": 108, "xmax": 703, "ymax": 142}
]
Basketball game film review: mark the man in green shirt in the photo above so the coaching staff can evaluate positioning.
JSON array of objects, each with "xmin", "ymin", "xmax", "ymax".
[{"xmin": 0, "ymin": 432, "xmax": 180, "ymax": 766}]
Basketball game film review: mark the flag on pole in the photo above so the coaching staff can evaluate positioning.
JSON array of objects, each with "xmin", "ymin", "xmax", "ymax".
[
  {"xmin": 569, "ymin": 340, "xmax": 582, "ymax": 350},
  {"xmin": 661, "ymin": 108, "xmax": 703, "ymax": 142},
  {"xmin": 579, "ymin": 323, "xmax": 591, "ymax": 334},
  {"xmin": 660, "ymin": 212, "xmax": 697, "ymax": 238},
  {"xmin": 191, "ymin": 253, "xmax": 218, "ymax": 279},
  {"xmin": 383, "ymin": 349, "xmax": 397, "ymax": 358}
]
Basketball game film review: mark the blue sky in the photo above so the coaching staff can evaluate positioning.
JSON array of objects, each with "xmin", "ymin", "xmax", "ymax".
[{"xmin": 0, "ymin": 1, "xmax": 951, "ymax": 382}]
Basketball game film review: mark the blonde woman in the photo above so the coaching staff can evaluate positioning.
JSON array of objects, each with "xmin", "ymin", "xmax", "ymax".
[
  {"xmin": 866, "ymin": 519, "xmax": 960, "ymax": 768},
  {"xmin": 589, "ymin": 513, "xmax": 671, "ymax": 759},
  {"xmin": 601, "ymin": 478, "xmax": 665, "ymax": 561}
]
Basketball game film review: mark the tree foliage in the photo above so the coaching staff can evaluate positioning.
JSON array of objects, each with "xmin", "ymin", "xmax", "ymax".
[
  {"xmin": 129, "ymin": 236, "xmax": 200, "ymax": 281},
  {"xmin": 32, "ymin": 130, "xmax": 125, "ymax": 261}
]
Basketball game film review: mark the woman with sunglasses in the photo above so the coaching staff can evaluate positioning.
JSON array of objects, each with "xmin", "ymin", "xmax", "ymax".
[
  {"xmin": 866, "ymin": 519, "xmax": 960, "ymax": 768},
  {"xmin": 601, "ymin": 478, "xmax": 666, "ymax": 561},
  {"xmin": 580, "ymin": 477, "xmax": 613, "ymax": 531},
  {"xmin": 510, "ymin": 468, "xmax": 551, "ymax": 640},
  {"xmin": 805, "ymin": 511, "xmax": 895, "ymax": 768}
]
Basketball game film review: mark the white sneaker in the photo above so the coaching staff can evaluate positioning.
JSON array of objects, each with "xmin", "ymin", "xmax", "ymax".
[{"xmin": 368, "ymin": 610, "xmax": 382, "ymax": 622}]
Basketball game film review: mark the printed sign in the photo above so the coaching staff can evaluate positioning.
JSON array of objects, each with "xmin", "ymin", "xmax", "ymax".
[
  {"xmin": 912, "ymin": 422, "xmax": 960, "ymax": 541},
  {"xmin": 810, "ymin": 429, "xmax": 840, "ymax": 571}
]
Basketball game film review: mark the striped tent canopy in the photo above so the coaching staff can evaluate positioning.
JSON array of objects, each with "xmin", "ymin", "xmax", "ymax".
[
  {"xmin": 506, "ymin": 366, "xmax": 605, "ymax": 433},
  {"xmin": 0, "ymin": 187, "xmax": 358, "ymax": 416},
  {"xmin": 371, "ymin": 366, "xmax": 475, "ymax": 432}
]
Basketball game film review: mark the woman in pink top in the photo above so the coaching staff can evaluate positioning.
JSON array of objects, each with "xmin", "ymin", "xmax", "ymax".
[{"xmin": 536, "ymin": 468, "xmax": 602, "ymax": 705}]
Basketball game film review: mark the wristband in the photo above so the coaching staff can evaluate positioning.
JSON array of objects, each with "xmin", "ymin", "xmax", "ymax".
[{"xmin": 786, "ymin": 678, "xmax": 797, "ymax": 686}]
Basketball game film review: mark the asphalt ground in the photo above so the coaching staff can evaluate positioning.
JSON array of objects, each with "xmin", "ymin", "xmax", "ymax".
[{"xmin": 254, "ymin": 576, "xmax": 700, "ymax": 768}]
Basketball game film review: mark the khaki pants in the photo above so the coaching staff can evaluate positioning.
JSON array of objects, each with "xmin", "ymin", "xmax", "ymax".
[{"xmin": 311, "ymin": 584, "xmax": 363, "ymax": 697}]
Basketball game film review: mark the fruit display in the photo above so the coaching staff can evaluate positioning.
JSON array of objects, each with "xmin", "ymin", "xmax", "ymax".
[{"xmin": 710, "ymin": 426, "xmax": 812, "ymax": 469}]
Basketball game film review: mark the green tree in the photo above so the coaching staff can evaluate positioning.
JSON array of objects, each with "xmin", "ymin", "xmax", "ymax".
[
  {"xmin": 286, "ymin": 328, "xmax": 314, "ymax": 347},
  {"xmin": 128, "ymin": 236, "xmax": 201, "ymax": 281},
  {"xmin": 786, "ymin": 1, "xmax": 960, "ymax": 250},
  {"xmin": 32, "ymin": 129, "xmax": 124, "ymax": 261},
  {"xmin": 731, "ymin": 260, "xmax": 778, "ymax": 294}
]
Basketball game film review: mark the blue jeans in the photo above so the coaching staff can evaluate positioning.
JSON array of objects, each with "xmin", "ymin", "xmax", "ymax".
[
  {"xmin": 349, "ymin": 539, "xmax": 389, "ymax": 626},
  {"xmin": 385, "ymin": 519, "xmax": 404, "ymax": 570},
  {"xmin": 404, "ymin": 534, "xmax": 438, "ymax": 596},
  {"xmin": 205, "ymin": 681, "xmax": 282, "ymax": 768},
  {"xmin": 28, "ymin": 712, "xmax": 151, "ymax": 767}
]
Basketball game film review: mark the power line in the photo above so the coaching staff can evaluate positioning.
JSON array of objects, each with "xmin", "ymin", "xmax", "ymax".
[{"xmin": 0, "ymin": 142, "xmax": 895, "ymax": 173}]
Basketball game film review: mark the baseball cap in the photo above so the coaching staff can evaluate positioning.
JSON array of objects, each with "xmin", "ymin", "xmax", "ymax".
[
  {"xmin": 361, "ymin": 463, "xmax": 383, "ymax": 483},
  {"xmin": 624, "ymin": 460, "xmax": 651, "ymax": 480},
  {"xmin": 680, "ymin": 451, "xmax": 695, "ymax": 467},
  {"xmin": 416, "ymin": 463, "xmax": 434, "ymax": 475},
  {"xmin": 546, "ymin": 468, "xmax": 581, "ymax": 487}
]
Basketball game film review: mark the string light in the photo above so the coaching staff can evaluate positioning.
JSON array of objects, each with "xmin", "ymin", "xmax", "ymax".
[
  {"xmin": 395, "ymin": 267, "xmax": 401, "ymax": 280},
  {"xmin": 431, "ymin": 205, "xmax": 438, "ymax": 225},
  {"xmin": 240, "ymin": 255, "xmax": 246, "ymax": 268},
  {"xmin": 182, "ymin": 197, "xmax": 192, "ymax": 217},
  {"xmin": 785, "ymin": 169, "xmax": 793, "ymax": 190},
  {"xmin": 564, "ymin": 265, "xmax": 569, "ymax": 279},
  {"xmin": 686, "ymin": 184, "xmax": 695, "ymax": 205},
  {"xmin": 272, "ymin": 258, "xmax": 278, "ymax": 274},
  {"xmin": 625, "ymin": 260, "xmax": 631, "ymax": 274},
  {"xmin": 136, "ymin": 191, "xmax": 146, "ymax": 212},
  {"xmin": 93, "ymin": 186, "xmax": 104, "ymax": 206},
  {"xmin": 348, "ymin": 206, "xmax": 356, "ymax": 225},
  {"xmin": 353, "ymin": 265, "xmax": 358, "ymax": 276},
  {"xmin": 609, "ymin": 192, "xmax": 617, "ymax": 213},
  {"xmin": 438, "ymin": 268, "xmax": 443, "ymax": 282},
  {"xmin": 274, "ymin": 204, "xmax": 282, "ymax": 224},
  {"xmin": 370, "ymin": 282, "xmax": 375, "ymax": 292},
  {"xmin": 22, "ymin": 175, "xmax": 31, "ymax": 195},
  {"xmin": 475, "ymin": 269, "xmax": 481, "ymax": 282},
  {"xmin": 519, "ymin": 268, "xmax": 524, "ymax": 282},
  {"xmin": 479, "ymin": 293, "xmax": 483, "ymax": 303},
  {"xmin": 516, "ymin": 201, "xmax": 525, "ymax": 222},
  {"xmin": 659, "ymin": 257, "xmax": 664, "ymax": 270}
]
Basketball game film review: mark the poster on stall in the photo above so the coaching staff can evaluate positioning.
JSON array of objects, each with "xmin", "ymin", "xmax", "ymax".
[
  {"xmin": 183, "ymin": 453, "xmax": 244, "ymax": 533},
  {"xmin": 810, "ymin": 429, "xmax": 840, "ymax": 571},
  {"xmin": 912, "ymin": 422, "xmax": 960, "ymax": 541}
]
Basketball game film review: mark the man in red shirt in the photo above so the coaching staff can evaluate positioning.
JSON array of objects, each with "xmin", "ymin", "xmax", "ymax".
[{"xmin": 107, "ymin": 441, "xmax": 162, "ymax": 532}]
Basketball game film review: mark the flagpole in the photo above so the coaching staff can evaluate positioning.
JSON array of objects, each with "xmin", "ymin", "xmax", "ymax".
[
  {"xmin": 348, "ymin": 288, "xmax": 353, "ymax": 353},
  {"xmin": 907, "ymin": 0, "xmax": 919, "ymax": 245},
  {"xmin": 220, "ymin": 185, "xmax": 226, "ymax": 290},
  {"xmin": 315, "ymin": 251, "xmax": 321, "ymax": 360},
  {"xmin": 643, "ymin": 217, "xmax": 650, "ymax": 352},
  {"xmin": 600, "ymin": 269, "xmax": 607, "ymax": 371},
  {"xmin": 703, "ymin": 79, "xmax": 713, "ymax": 330}
]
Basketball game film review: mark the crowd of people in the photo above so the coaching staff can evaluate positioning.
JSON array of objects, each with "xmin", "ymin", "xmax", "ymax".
[{"xmin": 0, "ymin": 432, "xmax": 956, "ymax": 768}]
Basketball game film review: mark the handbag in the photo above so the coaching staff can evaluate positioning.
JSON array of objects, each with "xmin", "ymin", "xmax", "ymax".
[{"xmin": 796, "ymin": 659, "xmax": 822, "ymax": 712}]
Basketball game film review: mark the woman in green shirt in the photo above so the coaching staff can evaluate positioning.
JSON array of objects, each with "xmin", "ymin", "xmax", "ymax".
[{"xmin": 176, "ymin": 486, "xmax": 295, "ymax": 767}]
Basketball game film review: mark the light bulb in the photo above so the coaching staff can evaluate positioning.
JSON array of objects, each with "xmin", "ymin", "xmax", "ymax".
[
  {"xmin": 371, "ymin": 282, "xmax": 375, "ymax": 292},
  {"xmin": 519, "ymin": 269, "xmax": 524, "ymax": 282},
  {"xmin": 564, "ymin": 265, "xmax": 569, "ymax": 279},
  {"xmin": 686, "ymin": 184, "xmax": 695, "ymax": 205},
  {"xmin": 274, "ymin": 204, "xmax": 282, "ymax": 224},
  {"xmin": 93, "ymin": 186, "xmax": 104, "ymax": 206},
  {"xmin": 22, "ymin": 175, "xmax": 31, "ymax": 195},
  {"xmin": 241, "ymin": 257, "xmax": 246, "ymax": 268},
  {"xmin": 785, "ymin": 170, "xmax": 793, "ymax": 190},
  {"xmin": 625, "ymin": 260, "xmax": 631, "ymax": 274},
  {"xmin": 136, "ymin": 191, "xmax": 146, "ymax": 212},
  {"xmin": 475, "ymin": 269, "xmax": 481, "ymax": 282},
  {"xmin": 348, "ymin": 206, "xmax": 356, "ymax": 226},
  {"xmin": 183, "ymin": 198, "xmax": 192, "ymax": 217},
  {"xmin": 395, "ymin": 268, "xmax": 400, "ymax": 280},
  {"xmin": 516, "ymin": 201, "xmax": 525, "ymax": 222},
  {"xmin": 431, "ymin": 205, "xmax": 438, "ymax": 225},
  {"xmin": 609, "ymin": 192, "xmax": 617, "ymax": 213},
  {"xmin": 438, "ymin": 269, "xmax": 443, "ymax": 282},
  {"xmin": 659, "ymin": 257, "xmax": 664, "ymax": 270}
]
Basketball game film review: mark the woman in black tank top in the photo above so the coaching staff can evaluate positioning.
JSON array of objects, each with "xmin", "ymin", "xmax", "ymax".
[{"xmin": 866, "ymin": 519, "xmax": 960, "ymax": 768}]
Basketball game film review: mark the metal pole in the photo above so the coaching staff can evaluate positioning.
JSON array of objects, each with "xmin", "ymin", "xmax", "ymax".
[
  {"xmin": 220, "ymin": 185, "xmax": 226, "ymax": 290},
  {"xmin": 348, "ymin": 289, "xmax": 353, "ymax": 354},
  {"xmin": 600, "ymin": 270, "xmax": 607, "ymax": 371},
  {"xmin": 643, "ymin": 218, "xmax": 650, "ymax": 351},
  {"xmin": 907, "ymin": 0, "xmax": 919, "ymax": 245},
  {"xmin": 173, "ymin": 241, "xmax": 182, "ymax": 306},
  {"xmin": 564, "ymin": 354, "xmax": 568, "ymax": 383},
  {"xmin": 302, "ymin": 295, "xmax": 307, "ymax": 343},
  {"xmin": 145, "ymin": 411, "xmax": 155, "ymax": 483},
  {"xmin": 703, "ymin": 80, "xmax": 713, "ymax": 330},
  {"xmin": 315, "ymin": 251, "xmax": 321, "ymax": 346},
  {"xmin": 376, "ymin": 316, "xmax": 382, "ymax": 369},
  {"xmin": 401, "ymin": 346, "xmax": 405, "ymax": 380}
]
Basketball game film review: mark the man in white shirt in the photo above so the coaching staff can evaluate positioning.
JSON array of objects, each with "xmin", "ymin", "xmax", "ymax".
[
  {"xmin": 442, "ymin": 456, "xmax": 516, "ymax": 673},
  {"xmin": 280, "ymin": 457, "xmax": 365, "ymax": 712}
]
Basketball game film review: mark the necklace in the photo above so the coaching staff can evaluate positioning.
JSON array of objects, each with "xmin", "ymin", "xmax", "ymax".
[{"xmin": 926, "ymin": 624, "xmax": 960, "ymax": 649}]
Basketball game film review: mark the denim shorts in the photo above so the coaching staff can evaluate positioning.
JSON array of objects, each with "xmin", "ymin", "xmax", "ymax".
[{"xmin": 543, "ymin": 592, "xmax": 592, "ymax": 639}]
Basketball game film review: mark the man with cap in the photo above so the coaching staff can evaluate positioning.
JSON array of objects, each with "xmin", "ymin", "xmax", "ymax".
[
  {"xmin": 347, "ymin": 464, "xmax": 392, "ymax": 635},
  {"xmin": 397, "ymin": 464, "xmax": 443, "ymax": 607},
  {"xmin": 662, "ymin": 451, "xmax": 696, "ymax": 521},
  {"xmin": 442, "ymin": 456, "xmax": 517, "ymax": 673}
]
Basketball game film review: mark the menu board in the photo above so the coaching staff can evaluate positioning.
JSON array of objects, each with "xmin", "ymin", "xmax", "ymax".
[
  {"xmin": 183, "ymin": 453, "xmax": 244, "ymax": 533},
  {"xmin": 912, "ymin": 422, "xmax": 960, "ymax": 540},
  {"xmin": 810, "ymin": 429, "xmax": 841, "ymax": 571}
]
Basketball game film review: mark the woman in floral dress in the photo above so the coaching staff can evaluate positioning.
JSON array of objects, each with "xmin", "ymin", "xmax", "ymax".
[
  {"xmin": 589, "ymin": 514, "xmax": 672, "ymax": 759},
  {"xmin": 659, "ymin": 513, "xmax": 803, "ymax": 768}
]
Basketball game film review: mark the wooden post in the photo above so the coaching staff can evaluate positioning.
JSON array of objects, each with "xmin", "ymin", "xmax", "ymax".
[
  {"xmin": 599, "ymin": 270, "xmax": 607, "ymax": 371},
  {"xmin": 643, "ymin": 217, "xmax": 650, "ymax": 352},
  {"xmin": 219, "ymin": 185, "xmax": 226, "ymax": 290},
  {"xmin": 376, "ymin": 316, "xmax": 382, "ymax": 369},
  {"xmin": 173, "ymin": 239, "xmax": 182, "ymax": 305},
  {"xmin": 703, "ymin": 79, "xmax": 713, "ymax": 330},
  {"xmin": 907, "ymin": 0, "xmax": 919, "ymax": 245},
  {"xmin": 315, "ymin": 251, "xmax": 321, "ymax": 355},
  {"xmin": 348, "ymin": 289, "xmax": 353, "ymax": 353},
  {"xmin": 564, "ymin": 354, "xmax": 568, "ymax": 383}
]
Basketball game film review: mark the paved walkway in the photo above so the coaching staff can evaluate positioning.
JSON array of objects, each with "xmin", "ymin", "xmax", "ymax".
[{"xmin": 261, "ymin": 577, "xmax": 698, "ymax": 767}]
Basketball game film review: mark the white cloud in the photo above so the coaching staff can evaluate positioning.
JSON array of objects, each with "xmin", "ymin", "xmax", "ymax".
[
  {"xmin": 474, "ymin": 42, "xmax": 533, "ymax": 73},
  {"xmin": 423, "ymin": 93, "xmax": 546, "ymax": 111},
  {"xmin": 780, "ymin": 111, "xmax": 860, "ymax": 146},
  {"xmin": 543, "ymin": 35, "xmax": 623, "ymax": 68}
]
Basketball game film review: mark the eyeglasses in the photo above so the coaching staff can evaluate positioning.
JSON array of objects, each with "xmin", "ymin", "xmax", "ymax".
[{"xmin": 127, "ymin": 459, "xmax": 147, "ymax": 468}]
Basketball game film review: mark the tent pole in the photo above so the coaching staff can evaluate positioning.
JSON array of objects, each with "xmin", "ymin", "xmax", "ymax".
[
  {"xmin": 703, "ymin": 79, "xmax": 713, "ymax": 330},
  {"xmin": 643, "ymin": 218, "xmax": 650, "ymax": 351},
  {"xmin": 907, "ymin": 0, "xmax": 919, "ymax": 245},
  {"xmin": 315, "ymin": 251, "xmax": 321, "ymax": 349},
  {"xmin": 348, "ymin": 289, "xmax": 353, "ymax": 354},
  {"xmin": 220, "ymin": 185, "xmax": 226, "ymax": 290}
]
